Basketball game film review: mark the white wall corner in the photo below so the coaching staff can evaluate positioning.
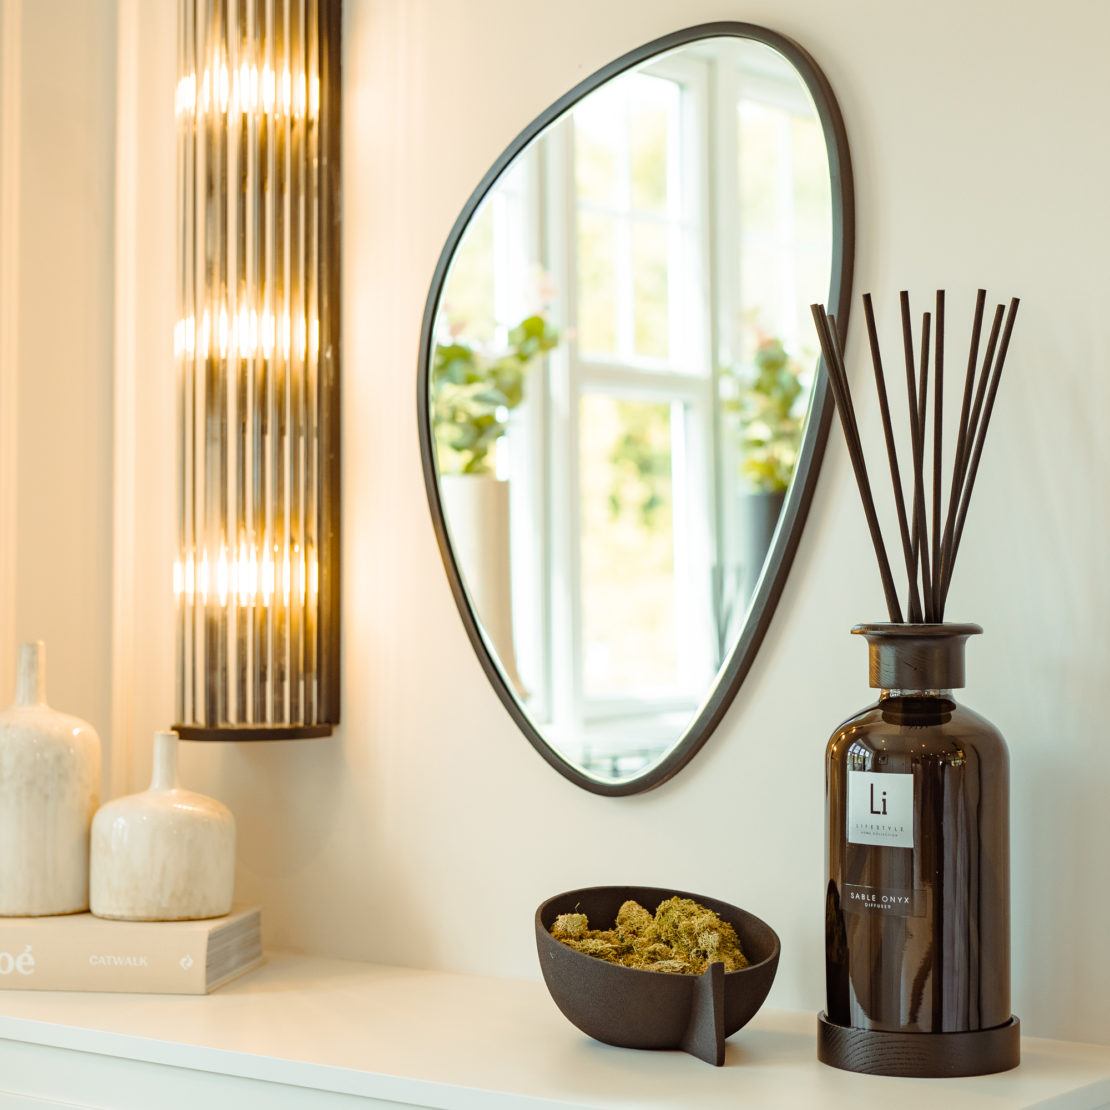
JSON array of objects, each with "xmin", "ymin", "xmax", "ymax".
[{"xmin": 0, "ymin": 0, "xmax": 22, "ymax": 706}]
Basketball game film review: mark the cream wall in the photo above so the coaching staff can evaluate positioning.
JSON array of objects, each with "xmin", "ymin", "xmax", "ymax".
[
  {"xmin": 1, "ymin": 0, "xmax": 117, "ymax": 768},
  {"xmin": 4, "ymin": 0, "xmax": 1109, "ymax": 1048}
]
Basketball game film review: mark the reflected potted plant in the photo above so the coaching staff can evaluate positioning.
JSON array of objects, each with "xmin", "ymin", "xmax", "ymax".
[
  {"xmin": 431, "ymin": 314, "xmax": 559, "ymax": 475},
  {"xmin": 431, "ymin": 314, "xmax": 559, "ymax": 696},
  {"xmin": 721, "ymin": 335, "xmax": 806, "ymax": 599}
]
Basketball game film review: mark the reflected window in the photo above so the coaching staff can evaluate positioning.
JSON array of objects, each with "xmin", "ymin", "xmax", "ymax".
[{"xmin": 431, "ymin": 41, "xmax": 832, "ymax": 781}]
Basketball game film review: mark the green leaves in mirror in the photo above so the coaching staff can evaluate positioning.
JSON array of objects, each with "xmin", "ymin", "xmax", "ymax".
[
  {"xmin": 431, "ymin": 315, "xmax": 559, "ymax": 475},
  {"xmin": 721, "ymin": 337, "xmax": 807, "ymax": 495}
]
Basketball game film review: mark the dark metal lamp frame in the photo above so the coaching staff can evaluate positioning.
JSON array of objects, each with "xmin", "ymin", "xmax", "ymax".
[{"xmin": 174, "ymin": 0, "xmax": 342, "ymax": 742}]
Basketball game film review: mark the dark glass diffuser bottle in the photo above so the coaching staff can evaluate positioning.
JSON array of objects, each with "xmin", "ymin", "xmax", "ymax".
[{"xmin": 818, "ymin": 624, "xmax": 1020, "ymax": 1077}]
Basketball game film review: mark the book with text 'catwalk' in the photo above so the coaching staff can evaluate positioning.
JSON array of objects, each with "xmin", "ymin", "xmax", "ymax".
[{"xmin": 0, "ymin": 906, "xmax": 262, "ymax": 994}]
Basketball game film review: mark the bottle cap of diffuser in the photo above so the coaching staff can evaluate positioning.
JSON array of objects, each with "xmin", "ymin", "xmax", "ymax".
[{"xmin": 851, "ymin": 623, "xmax": 982, "ymax": 690}]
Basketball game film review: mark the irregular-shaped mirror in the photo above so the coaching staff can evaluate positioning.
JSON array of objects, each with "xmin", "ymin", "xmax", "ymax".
[{"xmin": 418, "ymin": 22, "xmax": 853, "ymax": 794}]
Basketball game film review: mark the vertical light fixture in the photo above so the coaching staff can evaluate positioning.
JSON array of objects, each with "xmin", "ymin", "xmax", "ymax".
[{"xmin": 174, "ymin": 0, "xmax": 341, "ymax": 740}]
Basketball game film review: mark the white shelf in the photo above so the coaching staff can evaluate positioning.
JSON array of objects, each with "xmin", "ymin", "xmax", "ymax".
[{"xmin": 0, "ymin": 953, "xmax": 1108, "ymax": 1109}]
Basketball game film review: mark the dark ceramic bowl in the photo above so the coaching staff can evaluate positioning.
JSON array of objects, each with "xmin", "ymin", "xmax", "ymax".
[{"xmin": 535, "ymin": 885, "xmax": 780, "ymax": 1066}]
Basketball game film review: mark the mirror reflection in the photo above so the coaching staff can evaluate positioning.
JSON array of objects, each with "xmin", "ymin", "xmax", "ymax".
[{"xmin": 429, "ymin": 36, "xmax": 835, "ymax": 784}]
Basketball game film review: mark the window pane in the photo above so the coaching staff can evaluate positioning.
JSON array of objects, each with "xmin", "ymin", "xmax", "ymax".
[
  {"xmin": 738, "ymin": 240, "xmax": 785, "ymax": 339},
  {"xmin": 791, "ymin": 114, "xmax": 831, "ymax": 244},
  {"xmin": 577, "ymin": 212, "xmax": 618, "ymax": 355},
  {"xmin": 738, "ymin": 100, "xmax": 782, "ymax": 239},
  {"xmin": 578, "ymin": 394, "xmax": 676, "ymax": 698},
  {"xmin": 628, "ymin": 75, "xmax": 673, "ymax": 214},
  {"xmin": 441, "ymin": 200, "xmax": 496, "ymax": 344},
  {"xmin": 631, "ymin": 220, "xmax": 669, "ymax": 360},
  {"xmin": 574, "ymin": 84, "xmax": 623, "ymax": 208}
]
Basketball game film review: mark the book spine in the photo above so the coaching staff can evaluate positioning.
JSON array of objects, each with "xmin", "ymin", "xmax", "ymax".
[{"xmin": 0, "ymin": 925, "xmax": 209, "ymax": 994}]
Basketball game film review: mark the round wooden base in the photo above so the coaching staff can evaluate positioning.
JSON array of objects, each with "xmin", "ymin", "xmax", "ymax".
[{"xmin": 817, "ymin": 1013, "xmax": 1021, "ymax": 1077}]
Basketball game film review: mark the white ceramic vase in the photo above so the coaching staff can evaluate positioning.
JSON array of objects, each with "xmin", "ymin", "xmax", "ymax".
[
  {"xmin": 0, "ymin": 642, "xmax": 102, "ymax": 916},
  {"xmin": 90, "ymin": 731, "xmax": 236, "ymax": 921},
  {"xmin": 440, "ymin": 473, "xmax": 527, "ymax": 696}
]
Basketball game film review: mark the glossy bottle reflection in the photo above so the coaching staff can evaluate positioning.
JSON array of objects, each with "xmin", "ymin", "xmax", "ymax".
[{"xmin": 824, "ymin": 625, "xmax": 1010, "ymax": 1035}]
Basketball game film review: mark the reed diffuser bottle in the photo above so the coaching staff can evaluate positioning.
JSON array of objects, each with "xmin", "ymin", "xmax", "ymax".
[
  {"xmin": 811, "ymin": 290, "xmax": 1021, "ymax": 1076},
  {"xmin": 820, "ymin": 624, "xmax": 1018, "ymax": 1075}
]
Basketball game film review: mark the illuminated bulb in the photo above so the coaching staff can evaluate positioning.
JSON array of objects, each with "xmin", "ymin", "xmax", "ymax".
[
  {"xmin": 261, "ymin": 546, "xmax": 275, "ymax": 605},
  {"xmin": 218, "ymin": 61, "xmax": 230, "ymax": 114},
  {"xmin": 262, "ymin": 310, "xmax": 275, "ymax": 358},
  {"xmin": 216, "ymin": 547, "xmax": 230, "ymax": 607},
  {"xmin": 175, "ymin": 73, "xmax": 197, "ymax": 117},
  {"xmin": 261, "ymin": 65, "xmax": 275, "ymax": 114}
]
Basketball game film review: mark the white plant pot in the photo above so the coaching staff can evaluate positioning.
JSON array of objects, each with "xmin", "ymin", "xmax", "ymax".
[
  {"xmin": 440, "ymin": 473, "xmax": 526, "ymax": 696},
  {"xmin": 0, "ymin": 642, "xmax": 101, "ymax": 916},
  {"xmin": 90, "ymin": 731, "xmax": 235, "ymax": 921}
]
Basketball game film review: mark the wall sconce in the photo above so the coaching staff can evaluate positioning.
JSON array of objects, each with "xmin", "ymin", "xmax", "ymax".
[{"xmin": 173, "ymin": 0, "xmax": 341, "ymax": 740}]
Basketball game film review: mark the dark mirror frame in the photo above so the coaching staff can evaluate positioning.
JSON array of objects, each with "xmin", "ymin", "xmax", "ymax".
[{"xmin": 417, "ymin": 21, "xmax": 854, "ymax": 796}]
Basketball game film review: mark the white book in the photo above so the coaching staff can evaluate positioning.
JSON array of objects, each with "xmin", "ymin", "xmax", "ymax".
[{"xmin": 0, "ymin": 906, "xmax": 262, "ymax": 994}]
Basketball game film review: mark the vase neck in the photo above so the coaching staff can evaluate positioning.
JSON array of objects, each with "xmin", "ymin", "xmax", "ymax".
[
  {"xmin": 150, "ymin": 731, "xmax": 180, "ymax": 790},
  {"xmin": 15, "ymin": 642, "xmax": 46, "ymax": 706},
  {"xmin": 852, "ymin": 623, "xmax": 982, "ymax": 690}
]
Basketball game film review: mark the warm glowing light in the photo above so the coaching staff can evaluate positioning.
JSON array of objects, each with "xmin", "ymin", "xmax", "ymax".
[
  {"xmin": 175, "ymin": 73, "xmax": 197, "ymax": 117},
  {"xmin": 198, "ymin": 551, "xmax": 210, "ymax": 603},
  {"xmin": 177, "ymin": 0, "xmax": 336, "ymax": 733},
  {"xmin": 261, "ymin": 545, "xmax": 275, "ymax": 604},
  {"xmin": 216, "ymin": 546, "xmax": 230, "ymax": 607},
  {"xmin": 308, "ymin": 547, "xmax": 319, "ymax": 600},
  {"xmin": 262, "ymin": 65, "xmax": 276, "ymax": 114},
  {"xmin": 175, "ymin": 543, "xmax": 318, "ymax": 610},
  {"xmin": 261, "ymin": 310, "xmax": 276, "ymax": 357},
  {"xmin": 179, "ymin": 63, "xmax": 317, "ymax": 122},
  {"xmin": 175, "ymin": 310, "xmax": 317, "ymax": 361},
  {"xmin": 218, "ymin": 61, "xmax": 230, "ymax": 113}
]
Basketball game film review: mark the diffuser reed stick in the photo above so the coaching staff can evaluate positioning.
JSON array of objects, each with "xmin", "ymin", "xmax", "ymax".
[
  {"xmin": 931, "ymin": 291, "xmax": 944, "ymax": 620},
  {"xmin": 812, "ymin": 308, "xmax": 904, "ymax": 622},
  {"xmin": 861, "ymin": 296, "xmax": 920, "ymax": 622},
  {"xmin": 812, "ymin": 290, "xmax": 1019, "ymax": 623}
]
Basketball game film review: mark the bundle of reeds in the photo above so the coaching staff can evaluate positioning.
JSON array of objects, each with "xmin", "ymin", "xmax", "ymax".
[{"xmin": 811, "ymin": 290, "xmax": 1019, "ymax": 622}]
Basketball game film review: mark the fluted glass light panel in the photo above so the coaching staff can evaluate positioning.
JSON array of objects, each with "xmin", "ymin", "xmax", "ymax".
[{"xmin": 174, "ymin": 0, "xmax": 340, "ymax": 740}]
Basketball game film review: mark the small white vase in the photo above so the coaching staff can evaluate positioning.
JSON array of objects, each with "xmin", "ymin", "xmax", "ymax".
[
  {"xmin": 440, "ymin": 473, "xmax": 527, "ymax": 696},
  {"xmin": 90, "ymin": 731, "xmax": 236, "ymax": 921},
  {"xmin": 0, "ymin": 642, "xmax": 102, "ymax": 916}
]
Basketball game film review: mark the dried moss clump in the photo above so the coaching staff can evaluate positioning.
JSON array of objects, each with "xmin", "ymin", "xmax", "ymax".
[{"xmin": 550, "ymin": 897, "xmax": 749, "ymax": 974}]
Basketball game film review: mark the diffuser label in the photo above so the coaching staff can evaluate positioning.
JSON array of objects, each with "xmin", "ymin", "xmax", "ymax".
[
  {"xmin": 843, "ymin": 884, "xmax": 925, "ymax": 917},
  {"xmin": 847, "ymin": 771, "xmax": 914, "ymax": 848}
]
